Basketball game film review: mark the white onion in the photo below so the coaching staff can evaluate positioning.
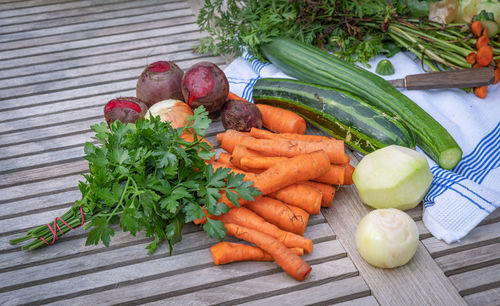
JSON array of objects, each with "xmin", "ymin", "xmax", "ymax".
[{"xmin": 355, "ymin": 208, "xmax": 419, "ymax": 268}]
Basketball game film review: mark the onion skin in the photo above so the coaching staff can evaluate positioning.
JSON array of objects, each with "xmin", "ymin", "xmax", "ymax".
[
  {"xmin": 136, "ymin": 61, "xmax": 184, "ymax": 108},
  {"xmin": 355, "ymin": 208, "xmax": 419, "ymax": 269},
  {"xmin": 221, "ymin": 99, "xmax": 263, "ymax": 131},
  {"xmin": 103, "ymin": 97, "xmax": 148, "ymax": 126},
  {"xmin": 145, "ymin": 99, "xmax": 194, "ymax": 129}
]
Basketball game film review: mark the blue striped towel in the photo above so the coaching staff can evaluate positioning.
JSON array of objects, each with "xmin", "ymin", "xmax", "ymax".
[{"xmin": 223, "ymin": 51, "xmax": 500, "ymax": 243}]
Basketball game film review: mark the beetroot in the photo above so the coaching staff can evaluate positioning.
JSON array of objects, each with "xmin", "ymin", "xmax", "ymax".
[
  {"xmin": 103, "ymin": 97, "xmax": 147, "ymax": 126},
  {"xmin": 181, "ymin": 61, "xmax": 229, "ymax": 114},
  {"xmin": 136, "ymin": 61, "xmax": 184, "ymax": 108},
  {"xmin": 221, "ymin": 99, "xmax": 263, "ymax": 132}
]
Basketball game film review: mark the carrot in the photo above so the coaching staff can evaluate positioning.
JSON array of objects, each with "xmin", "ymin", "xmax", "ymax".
[
  {"xmin": 246, "ymin": 196, "xmax": 309, "ymax": 235},
  {"xmin": 474, "ymin": 86, "xmax": 488, "ymax": 99},
  {"xmin": 301, "ymin": 181, "xmax": 336, "ymax": 207},
  {"xmin": 252, "ymin": 150, "xmax": 331, "ymax": 195},
  {"xmin": 314, "ymin": 163, "xmax": 346, "ymax": 185},
  {"xmin": 210, "ymin": 242, "xmax": 303, "ymax": 265},
  {"xmin": 230, "ymin": 144, "xmax": 264, "ymax": 169},
  {"xmin": 249, "ymin": 127, "xmax": 332, "ymax": 142},
  {"xmin": 213, "ymin": 207, "xmax": 313, "ymax": 253},
  {"xmin": 476, "ymin": 46, "xmax": 493, "ymax": 67},
  {"xmin": 494, "ymin": 68, "xmax": 500, "ymax": 85},
  {"xmin": 268, "ymin": 183, "xmax": 322, "ymax": 215},
  {"xmin": 241, "ymin": 138, "xmax": 348, "ymax": 165},
  {"xmin": 482, "ymin": 27, "xmax": 488, "ymax": 37},
  {"xmin": 225, "ymin": 223, "xmax": 312, "ymax": 281},
  {"xmin": 466, "ymin": 52, "xmax": 476, "ymax": 64},
  {"xmin": 240, "ymin": 155, "xmax": 288, "ymax": 170},
  {"xmin": 240, "ymin": 153, "xmax": 352, "ymax": 186},
  {"xmin": 217, "ymin": 152, "xmax": 233, "ymax": 167},
  {"xmin": 228, "ymin": 91, "xmax": 248, "ymax": 102},
  {"xmin": 471, "ymin": 20, "xmax": 482, "ymax": 37},
  {"xmin": 216, "ymin": 132, "xmax": 225, "ymax": 144},
  {"xmin": 255, "ymin": 104, "xmax": 307, "ymax": 134},
  {"xmin": 476, "ymin": 35, "xmax": 490, "ymax": 50},
  {"xmin": 220, "ymin": 129, "xmax": 254, "ymax": 153},
  {"xmin": 344, "ymin": 163, "xmax": 355, "ymax": 185}
]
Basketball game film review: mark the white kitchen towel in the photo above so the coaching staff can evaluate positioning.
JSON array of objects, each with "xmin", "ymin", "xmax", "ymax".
[{"xmin": 223, "ymin": 51, "xmax": 500, "ymax": 244}]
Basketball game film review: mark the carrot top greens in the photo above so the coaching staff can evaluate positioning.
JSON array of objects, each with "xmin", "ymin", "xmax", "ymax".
[{"xmin": 10, "ymin": 107, "xmax": 261, "ymax": 254}]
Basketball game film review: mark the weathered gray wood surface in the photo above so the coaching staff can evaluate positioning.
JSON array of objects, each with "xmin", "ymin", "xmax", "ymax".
[{"xmin": 1, "ymin": 0, "xmax": 498, "ymax": 305}]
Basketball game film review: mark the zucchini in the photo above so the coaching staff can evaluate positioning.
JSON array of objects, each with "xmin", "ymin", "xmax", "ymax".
[
  {"xmin": 260, "ymin": 37, "xmax": 462, "ymax": 169},
  {"xmin": 252, "ymin": 78, "xmax": 415, "ymax": 155}
]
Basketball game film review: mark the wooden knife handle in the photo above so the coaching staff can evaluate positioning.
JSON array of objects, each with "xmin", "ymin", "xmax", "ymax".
[{"xmin": 405, "ymin": 67, "xmax": 495, "ymax": 90}]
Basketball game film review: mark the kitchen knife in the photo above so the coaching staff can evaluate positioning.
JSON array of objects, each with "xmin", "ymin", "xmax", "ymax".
[{"xmin": 388, "ymin": 67, "xmax": 495, "ymax": 90}]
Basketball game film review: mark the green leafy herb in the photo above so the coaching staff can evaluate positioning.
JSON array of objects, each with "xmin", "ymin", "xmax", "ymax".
[
  {"xmin": 196, "ymin": 0, "xmax": 500, "ymax": 71},
  {"xmin": 10, "ymin": 107, "xmax": 261, "ymax": 254}
]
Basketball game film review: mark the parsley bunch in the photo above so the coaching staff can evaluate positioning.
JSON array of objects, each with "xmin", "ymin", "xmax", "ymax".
[{"xmin": 11, "ymin": 108, "xmax": 260, "ymax": 254}]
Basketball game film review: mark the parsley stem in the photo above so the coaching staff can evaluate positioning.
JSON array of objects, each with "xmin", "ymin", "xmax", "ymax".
[{"xmin": 107, "ymin": 177, "xmax": 130, "ymax": 223}]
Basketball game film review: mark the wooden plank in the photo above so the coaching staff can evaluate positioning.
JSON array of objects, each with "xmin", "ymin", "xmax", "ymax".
[
  {"xmin": 0, "ymin": 107, "xmax": 101, "ymax": 133},
  {"xmin": 0, "ymin": 159, "xmax": 84, "ymax": 188},
  {"xmin": 236, "ymin": 276, "xmax": 370, "ymax": 306},
  {"xmin": 334, "ymin": 296, "xmax": 380, "ymax": 306},
  {"xmin": 1, "ymin": 225, "xmax": 336, "ymax": 304},
  {"xmin": 0, "ymin": 146, "xmax": 86, "ymax": 173},
  {"xmin": 422, "ymin": 222, "xmax": 500, "ymax": 258},
  {"xmin": 435, "ymin": 242, "xmax": 500, "ymax": 275},
  {"xmin": 0, "ymin": 40, "xmax": 201, "ymax": 90},
  {"xmin": 0, "ymin": 118, "xmax": 101, "ymax": 147},
  {"xmin": 143, "ymin": 256, "xmax": 357, "ymax": 306},
  {"xmin": 1, "ymin": 4, "xmax": 191, "ymax": 44},
  {"xmin": 0, "ymin": 132, "xmax": 95, "ymax": 160},
  {"xmin": 406, "ymin": 204, "xmax": 422, "ymax": 221},
  {"xmin": 0, "ymin": 174, "xmax": 81, "ymax": 204},
  {"xmin": 464, "ymin": 287, "xmax": 500, "ymax": 306},
  {"xmin": 0, "ymin": 31, "xmax": 207, "ymax": 74},
  {"xmin": 1, "ymin": 207, "xmax": 70, "ymax": 235},
  {"xmin": 321, "ymin": 150, "xmax": 466, "ymax": 305},
  {"xmin": 0, "ymin": 50, "xmax": 214, "ymax": 99},
  {"xmin": 2, "ymin": 238, "xmax": 342, "ymax": 294},
  {"xmin": 0, "ymin": 12, "xmax": 196, "ymax": 53},
  {"xmin": 42, "ymin": 252, "xmax": 347, "ymax": 306},
  {"xmin": 0, "ymin": 22, "xmax": 199, "ymax": 61},
  {"xmin": 0, "ymin": 1, "xmax": 188, "ymax": 35},
  {"xmin": 0, "ymin": 56, "xmax": 225, "ymax": 109},
  {"xmin": 0, "ymin": 0, "xmax": 80, "ymax": 13},
  {"xmin": 0, "ymin": 0, "xmax": 174, "ymax": 26},
  {"xmin": 449, "ymin": 263, "xmax": 500, "ymax": 296},
  {"xmin": 416, "ymin": 220, "xmax": 432, "ymax": 239},
  {"xmin": 0, "ymin": 190, "xmax": 80, "ymax": 219},
  {"xmin": 0, "ymin": 0, "xmax": 125, "ymax": 19}
]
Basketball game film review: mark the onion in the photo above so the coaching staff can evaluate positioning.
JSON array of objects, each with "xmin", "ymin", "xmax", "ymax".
[
  {"xmin": 145, "ymin": 99, "xmax": 194, "ymax": 129},
  {"xmin": 355, "ymin": 208, "xmax": 419, "ymax": 269}
]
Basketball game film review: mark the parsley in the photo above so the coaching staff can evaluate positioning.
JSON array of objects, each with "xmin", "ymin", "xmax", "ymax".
[{"xmin": 11, "ymin": 107, "xmax": 261, "ymax": 254}]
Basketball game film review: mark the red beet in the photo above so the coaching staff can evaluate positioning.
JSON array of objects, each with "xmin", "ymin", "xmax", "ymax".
[
  {"xmin": 103, "ymin": 97, "xmax": 147, "ymax": 126},
  {"xmin": 221, "ymin": 99, "xmax": 263, "ymax": 131},
  {"xmin": 181, "ymin": 61, "xmax": 229, "ymax": 114},
  {"xmin": 136, "ymin": 61, "xmax": 184, "ymax": 107}
]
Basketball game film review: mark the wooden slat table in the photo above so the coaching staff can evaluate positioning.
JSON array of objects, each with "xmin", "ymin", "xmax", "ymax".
[{"xmin": 0, "ymin": 1, "xmax": 498, "ymax": 305}]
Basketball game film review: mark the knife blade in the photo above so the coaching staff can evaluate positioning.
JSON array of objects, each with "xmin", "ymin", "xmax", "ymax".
[{"xmin": 388, "ymin": 67, "xmax": 495, "ymax": 90}]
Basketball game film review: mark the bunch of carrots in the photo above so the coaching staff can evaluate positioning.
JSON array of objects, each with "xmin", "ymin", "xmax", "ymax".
[
  {"xmin": 198, "ymin": 95, "xmax": 354, "ymax": 281},
  {"xmin": 467, "ymin": 21, "xmax": 500, "ymax": 99}
]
